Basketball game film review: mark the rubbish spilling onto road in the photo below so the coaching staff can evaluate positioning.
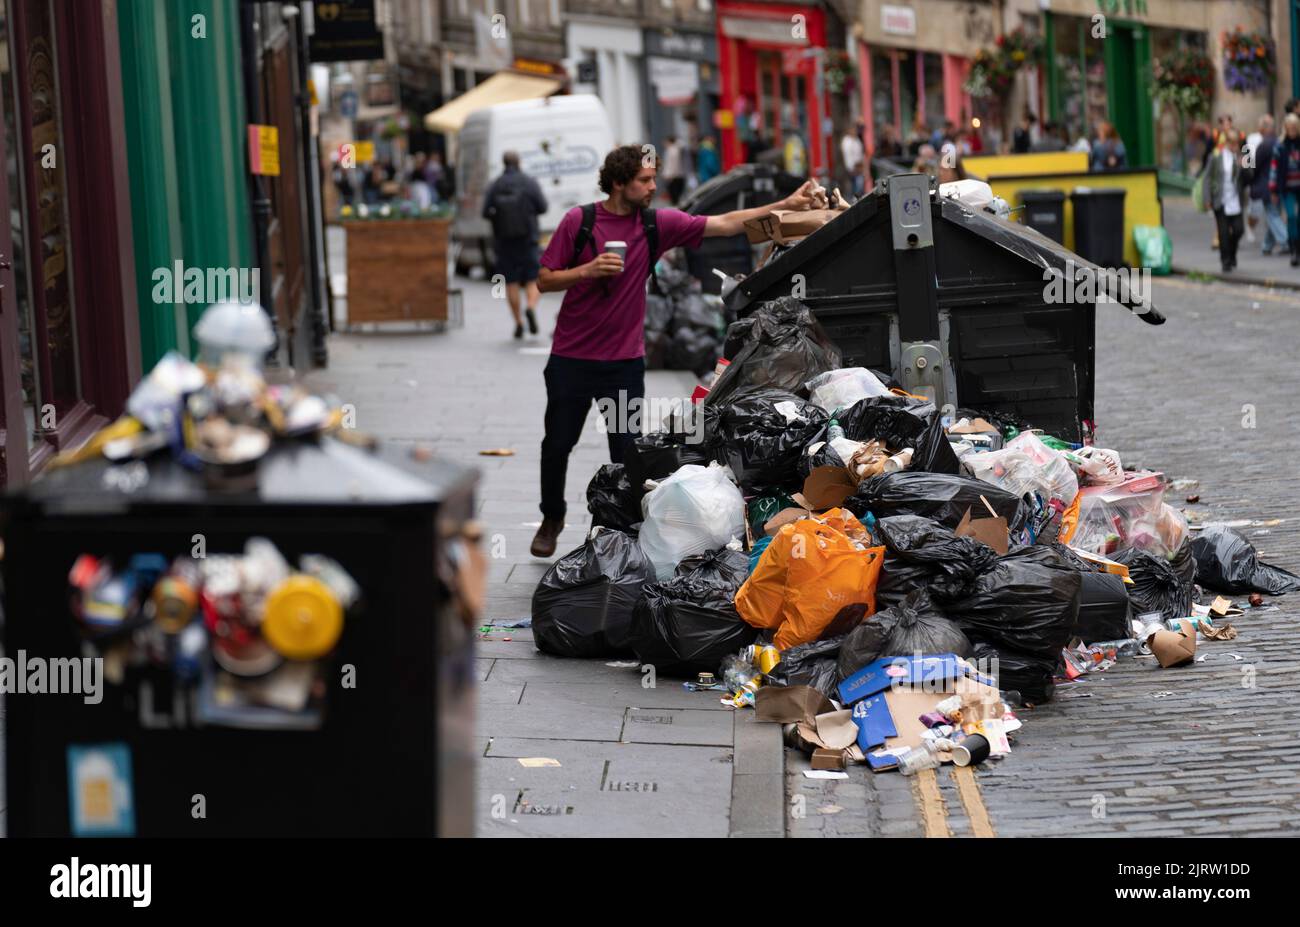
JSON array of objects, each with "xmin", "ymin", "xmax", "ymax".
[{"xmin": 534, "ymin": 175, "xmax": 1293, "ymax": 778}]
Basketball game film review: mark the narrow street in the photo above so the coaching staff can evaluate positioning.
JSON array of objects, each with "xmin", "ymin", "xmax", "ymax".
[{"xmin": 309, "ymin": 250, "xmax": 1300, "ymax": 837}]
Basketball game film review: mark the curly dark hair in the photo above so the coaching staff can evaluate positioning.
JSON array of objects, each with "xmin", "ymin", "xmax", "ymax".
[{"xmin": 598, "ymin": 144, "xmax": 660, "ymax": 194}]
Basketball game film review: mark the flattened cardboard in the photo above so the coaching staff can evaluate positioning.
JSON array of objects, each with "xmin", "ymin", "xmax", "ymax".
[
  {"xmin": 851, "ymin": 693, "xmax": 896, "ymax": 750},
  {"xmin": 1150, "ymin": 618, "xmax": 1197, "ymax": 668},
  {"xmin": 955, "ymin": 507, "xmax": 1010, "ymax": 556},
  {"xmin": 883, "ymin": 677, "xmax": 1002, "ymax": 753},
  {"xmin": 744, "ymin": 207, "xmax": 848, "ymax": 244},
  {"xmin": 801, "ymin": 465, "xmax": 859, "ymax": 511},
  {"xmin": 755, "ymin": 684, "xmax": 834, "ymax": 724}
]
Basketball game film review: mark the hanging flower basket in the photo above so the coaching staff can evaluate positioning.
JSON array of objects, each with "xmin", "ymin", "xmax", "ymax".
[
  {"xmin": 1221, "ymin": 27, "xmax": 1275, "ymax": 94},
  {"xmin": 1152, "ymin": 46, "xmax": 1214, "ymax": 119},
  {"xmin": 822, "ymin": 50, "xmax": 856, "ymax": 96},
  {"xmin": 963, "ymin": 28, "xmax": 1041, "ymax": 100}
]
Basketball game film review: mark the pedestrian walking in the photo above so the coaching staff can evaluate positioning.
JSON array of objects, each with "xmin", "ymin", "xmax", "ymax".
[
  {"xmin": 1270, "ymin": 112, "xmax": 1300, "ymax": 266},
  {"xmin": 1013, "ymin": 112, "xmax": 1035, "ymax": 154},
  {"xmin": 482, "ymin": 151, "xmax": 548, "ymax": 339},
  {"xmin": 1202, "ymin": 128, "xmax": 1247, "ymax": 272},
  {"xmin": 1246, "ymin": 115, "xmax": 1288, "ymax": 255},
  {"xmin": 528, "ymin": 144, "xmax": 817, "ymax": 557},
  {"xmin": 662, "ymin": 136, "xmax": 686, "ymax": 205}
]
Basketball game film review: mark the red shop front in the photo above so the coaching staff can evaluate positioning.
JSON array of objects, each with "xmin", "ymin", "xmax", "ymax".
[{"xmin": 715, "ymin": 1, "xmax": 830, "ymax": 177}]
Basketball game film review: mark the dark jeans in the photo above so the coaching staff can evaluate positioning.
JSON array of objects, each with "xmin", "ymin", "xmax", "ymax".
[
  {"xmin": 540, "ymin": 355, "xmax": 646, "ymax": 519},
  {"xmin": 1214, "ymin": 209, "xmax": 1243, "ymax": 269}
]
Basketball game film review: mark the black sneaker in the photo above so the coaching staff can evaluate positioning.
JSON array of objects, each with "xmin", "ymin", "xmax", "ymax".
[
  {"xmin": 525, "ymin": 308, "xmax": 539, "ymax": 335},
  {"xmin": 513, "ymin": 323, "xmax": 524, "ymax": 339}
]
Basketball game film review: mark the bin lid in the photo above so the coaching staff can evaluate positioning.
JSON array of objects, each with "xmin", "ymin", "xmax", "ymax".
[
  {"xmin": 727, "ymin": 183, "xmax": 1163, "ymax": 324},
  {"xmin": 679, "ymin": 164, "xmax": 803, "ymax": 215},
  {"xmin": 1070, "ymin": 187, "xmax": 1127, "ymax": 197},
  {"xmin": 1018, "ymin": 188, "xmax": 1066, "ymax": 201},
  {"xmin": 3, "ymin": 437, "xmax": 479, "ymax": 515}
]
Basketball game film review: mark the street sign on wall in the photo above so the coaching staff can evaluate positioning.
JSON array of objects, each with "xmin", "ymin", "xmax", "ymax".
[{"xmin": 248, "ymin": 125, "xmax": 281, "ymax": 176}]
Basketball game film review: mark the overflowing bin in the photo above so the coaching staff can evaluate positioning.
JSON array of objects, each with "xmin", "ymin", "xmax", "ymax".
[
  {"xmin": 723, "ymin": 173, "xmax": 1163, "ymax": 442},
  {"xmin": 1, "ymin": 439, "xmax": 479, "ymax": 837}
]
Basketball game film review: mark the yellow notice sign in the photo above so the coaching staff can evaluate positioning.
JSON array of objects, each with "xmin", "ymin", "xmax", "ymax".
[{"xmin": 248, "ymin": 124, "xmax": 280, "ymax": 176}]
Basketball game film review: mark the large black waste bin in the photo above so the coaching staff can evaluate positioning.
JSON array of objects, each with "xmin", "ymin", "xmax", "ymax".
[
  {"xmin": 1071, "ymin": 187, "xmax": 1127, "ymax": 267},
  {"xmin": 1, "ymin": 438, "xmax": 479, "ymax": 837},
  {"xmin": 723, "ymin": 173, "xmax": 1163, "ymax": 442},
  {"xmin": 1019, "ymin": 188, "xmax": 1066, "ymax": 244},
  {"xmin": 678, "ymin": 164, "xmax": 804, "ymax": 293}
]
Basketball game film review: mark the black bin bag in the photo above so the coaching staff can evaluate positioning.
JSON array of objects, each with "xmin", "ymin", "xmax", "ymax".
[
  {"xmin": 586, "ymin": 464, "xmax": 643, "ymax": 534},
  {"xmin": 1190, "ymin": 525, "xmax": 1300, "ymax": 596},
  {"xmin": 532, "ymin": 529, "xmax": 657, "ymax": 658},
  {"xmin": 1113, "ymin": 547, "xmax": 1193, "ymax": 623},
  {"xmin": 875, "ymin": 515, "xmax": 999, "ymax": 600},
  {"xmin": 945, "ymin": 545, "xmax": 1082, "ymax": 661},
  {"xmin": 972, "ymin": 641, "xmax": 1057, "ymax": 704},
  {"xmin": 705, "ymin": 296, "xmax": 841, "ymax": 407},
  {"xmin": 1075, "ymin": 571, "xmax": 1131, "ymax": 642},
  {"xmin": 766, "ymin": 635, "xmax": 845, "ymax": 700},
  {"xmin": 845, "ymin": 471, "xmax": 1030, "ymax": 538},
  {"xmin": 836, "ymin": 589, "xmax": 972, "ymax": 680},
  {"xmin": 838, "ymin": 394, "xmax": 962, "ymax": 474},
  {"xmin": 707, "ymin": 387, "xmax": 828, "ymax": 494},
  {"xmin": 628, "ymin": 548, "xmax": 756, "ymax": 676},
  {"xmin": 625, "ymin": 432, "xmax": 715, "ymax": 490}
]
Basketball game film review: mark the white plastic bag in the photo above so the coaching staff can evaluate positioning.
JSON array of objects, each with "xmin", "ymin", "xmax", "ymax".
[
  {"xmin": 638, "ymin": 462, "xmax": 746, "ymax": 580},
  {"xmin": 967, "ymin": 432, "xmax": 1078, "ymax": 507},
  {"xmin": 805, "ymin": 367, "xmax": 891, "ymax": 414},
  {"xmin": 1005, "ymin": 432, "xmax": 1079, "ymax": 505}
]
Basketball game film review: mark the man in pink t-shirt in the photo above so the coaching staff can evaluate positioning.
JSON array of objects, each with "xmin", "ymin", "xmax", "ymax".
[{"xmin": 529, "ymin": 144, "xmax": 816, "ymax": 557}]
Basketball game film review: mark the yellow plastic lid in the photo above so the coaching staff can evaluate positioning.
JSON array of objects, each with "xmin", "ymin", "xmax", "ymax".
[{"xmin": 262, "ymin": 575, "xmax": 343, "ymax": 660}]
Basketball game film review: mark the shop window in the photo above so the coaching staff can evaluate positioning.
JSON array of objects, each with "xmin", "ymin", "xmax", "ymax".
[
  {"xmin": 922, "ymin": 52, "xmax": 945, "ymax": 135},
  {"xmin": 871, "ymin": 51, "xmax": 893, "ymax": 140}
]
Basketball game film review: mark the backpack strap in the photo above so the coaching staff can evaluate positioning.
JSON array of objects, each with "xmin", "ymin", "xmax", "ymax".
[
  {"xmin": 568, "ymin": 203, "xmax": 598, "ymax": 269},
  {"xmin": 641, "ymin": 207, "xmax": 658, "ymax": 271}
]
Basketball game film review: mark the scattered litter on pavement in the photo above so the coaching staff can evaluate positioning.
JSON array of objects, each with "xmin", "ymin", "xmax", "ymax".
[
  {"xmin": 497, "ymin": 617, "xmax": 533, "ymax": 628},
  {"xmin": 818, "ymin": 804, "xmax": 844, "ymax": 815},
  {"xmin": 517, "ymin": 758, "xmax": 561, "ymax": 768},
  {"xmin": 479, "ymin": 448, "xmax": 515, "ymax": 456},
  {"xmin": 605, "ymin": 660, "xmax": 641, "ymax": 668},
  {"xmin": 1226, "ymin": 653, "xmax": 1244, "ymax": 661},
  {"xmin": 803, "ymin": 770, "xmax": 849, "ymax": 780},
  {"xmin": 1152, "ymin": 692, "xmax": 1176, "ymax": 699}
]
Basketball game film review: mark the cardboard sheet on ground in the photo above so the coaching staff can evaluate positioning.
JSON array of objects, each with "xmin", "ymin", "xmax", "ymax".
[{"xmin": 882, "ymin": 677, "xmax": 1003, "ymax": 753}]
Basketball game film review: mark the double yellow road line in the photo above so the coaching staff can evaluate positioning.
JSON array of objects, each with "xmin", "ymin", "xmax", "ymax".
[{"xmin": 911, "ymin": 766, "xmax": 996, "ymax": 838}]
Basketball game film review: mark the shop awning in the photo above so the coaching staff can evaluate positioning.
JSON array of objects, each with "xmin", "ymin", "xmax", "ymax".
[{"xmin": 423, "ymin": 72, "xmax": 562, "ymax": 133}]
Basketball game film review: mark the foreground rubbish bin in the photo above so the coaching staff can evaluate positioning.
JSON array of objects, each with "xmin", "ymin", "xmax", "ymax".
[
  {"xmin": 1018, "ymin": 188, "xmax": 1066, "ymax": 244},
  {"xmin": 723, "ymin": 173, "xmax": 1163, "ymax": 442},
  {"xmin": 1, "ymin": 439, "xmax": 479, "ymax": 837},
  {"xmin": 1070, "ymin": 187, "xmax": 1127, "ymax": 268},
  {"xmin": 680, "ymin": 164, "xmax": 804, "ymax": 293}
]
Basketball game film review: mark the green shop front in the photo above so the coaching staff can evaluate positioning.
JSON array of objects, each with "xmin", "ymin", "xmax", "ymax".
[{"xmin": 1030, "ymin": 0, "xmax": 1216, "ymax": 174}]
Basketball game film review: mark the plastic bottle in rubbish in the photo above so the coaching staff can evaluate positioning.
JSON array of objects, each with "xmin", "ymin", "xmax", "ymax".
[
  {"xmin": 1087, "ymin": 639, "xmax": 1141, "ymax": 659},
  {"xmin": 897, "ymin": 743, "xmax": 942, "ymax": 776},
  {"xmin": 827, "ymin": 419, "xmax": 845, "ymax": 441}
]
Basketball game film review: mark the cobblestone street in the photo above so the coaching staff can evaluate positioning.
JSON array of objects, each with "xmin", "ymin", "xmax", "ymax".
[{"xmin": 309, "ymin": 258, "xmax": 1300, "ymax": 837}]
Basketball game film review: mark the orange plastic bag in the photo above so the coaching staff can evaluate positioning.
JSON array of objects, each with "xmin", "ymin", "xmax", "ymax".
[
  {"xmin": 1058, "ymin": 492, "xmax": 1082, "ymax": 544},
  {"xmin": 735, "ymin": 508, "xmax": 886, "ymax": 651}
]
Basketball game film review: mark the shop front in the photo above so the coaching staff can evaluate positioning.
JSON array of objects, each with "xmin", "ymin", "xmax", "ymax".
[
  {"xmin": 643, "ymin": 27, "xmax": 719, "ymax": 162},
  {"xmin": 715, "ymin": 1, "xmax": 832, "ymax": 177},
  {"xmin": 854, "ymin": 1, "xmax": 994, "ymax": 158},
  {"xmin": 1014, "ymin": 0, "xmax": 1276, "ymax": 173}
]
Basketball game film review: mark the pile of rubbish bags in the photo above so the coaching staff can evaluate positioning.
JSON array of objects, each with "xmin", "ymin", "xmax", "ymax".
[
  {"xmin": 645, "ymin": 249, "xmax": 731, "ymax": 378},
  {"xmin": 531, "ymin": 294, "xmax": 1299, "ymax": 775}
]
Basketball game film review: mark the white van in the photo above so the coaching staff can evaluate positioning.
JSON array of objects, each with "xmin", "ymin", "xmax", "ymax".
[{"xmin": 454, "ymin": 94, "xmax": 613, "ymax": 274}]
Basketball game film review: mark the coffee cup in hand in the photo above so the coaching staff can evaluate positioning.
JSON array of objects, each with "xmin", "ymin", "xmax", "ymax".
[{"xmin": 604, "ymin": 240, "xmax": 627, "ymax": 270}]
